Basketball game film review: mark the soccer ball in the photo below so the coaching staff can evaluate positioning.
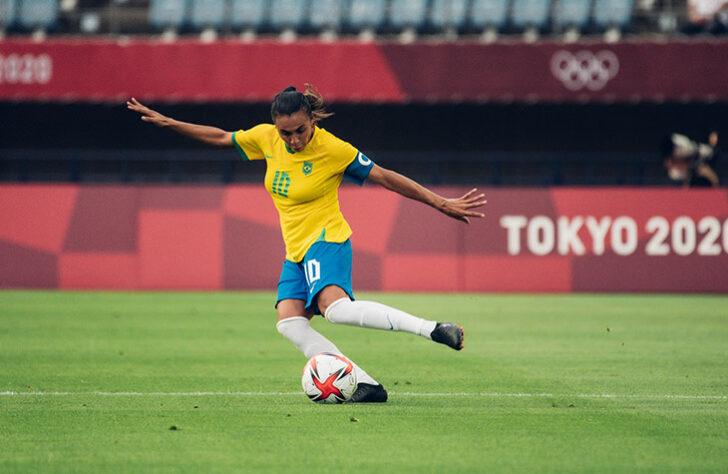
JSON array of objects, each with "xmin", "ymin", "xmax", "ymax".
[{"xmin": 301, "ymin": 353, "xmax": 358, "ymax": 404}]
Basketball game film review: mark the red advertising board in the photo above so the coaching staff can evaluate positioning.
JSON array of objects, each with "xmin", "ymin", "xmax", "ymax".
[
  {"xmin": 1, "ymin": 184, "xmax": 727, "ymax": 292},
  {"xmin": 0, "ymin": 38, "xmax": 727, "ymax": 103}
]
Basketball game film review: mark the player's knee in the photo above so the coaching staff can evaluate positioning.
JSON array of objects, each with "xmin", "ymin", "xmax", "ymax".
[
  {"xmin": 316, "ymin": 285, "xmax": 350, "ymax": 314},
  {"xmin": 276, "ymin": 316, "xmax": 309, "ymax": 336},
  {"xmin": 323, "ymin": 297, "xmax": 352, "ymax": 323}
]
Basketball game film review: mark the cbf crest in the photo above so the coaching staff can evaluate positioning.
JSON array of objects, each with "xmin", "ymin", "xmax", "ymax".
[{"xmin": 302, "ymin": 161, "xmax": 313, "ymax": 176}]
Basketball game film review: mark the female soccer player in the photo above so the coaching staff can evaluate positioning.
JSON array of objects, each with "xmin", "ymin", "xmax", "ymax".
[{"xmin": 127, "ymin": 85, "xmax": 487, "ymax": 403}]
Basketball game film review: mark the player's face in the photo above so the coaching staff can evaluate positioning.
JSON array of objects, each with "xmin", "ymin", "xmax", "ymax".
[{"xmin": 275, "ymin": 110, "xmax": 314, "ymax": 153}]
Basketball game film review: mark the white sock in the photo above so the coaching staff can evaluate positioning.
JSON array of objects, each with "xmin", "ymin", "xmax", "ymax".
[
  {"xmin": 325, "ymin": 298, "xmax": 437, "ymax": 339},
  {"xmin": 275, "ymin": 316, "xmax": 378, "ymax": 385}
]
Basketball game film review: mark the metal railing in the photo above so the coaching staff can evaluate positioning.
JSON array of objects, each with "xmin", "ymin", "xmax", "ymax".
[{"xmin": 0, "ymin": 148, "xmax": 690, "ymax": 186}]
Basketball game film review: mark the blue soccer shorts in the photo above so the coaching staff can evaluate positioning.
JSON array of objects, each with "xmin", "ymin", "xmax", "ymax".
[{"xmin": 276, "ymin": 240, "xmax": 354, "ymax": 315}]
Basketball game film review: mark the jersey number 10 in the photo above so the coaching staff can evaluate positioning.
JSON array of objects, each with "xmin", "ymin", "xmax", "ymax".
[{"xmin": 272, "ymin": 171, "xmax": 291, "ymax": 198}]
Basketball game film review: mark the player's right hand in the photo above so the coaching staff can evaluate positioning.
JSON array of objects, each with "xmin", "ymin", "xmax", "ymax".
[{"xmin": 126, "ymin": 97, "xmax": 172, "ymax": 127}]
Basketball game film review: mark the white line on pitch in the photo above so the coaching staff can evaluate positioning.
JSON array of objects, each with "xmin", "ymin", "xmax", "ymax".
[
  {"xmin": 396, "ymin": 392, "xmax": 728, "ymax": 400},
  {"xmin": 0, "ymin": 391, "xmax": 301, "ymax": 397},
  {"xmin": 0, "ymin": 391, "xmax": 725, "ymax": 400}
]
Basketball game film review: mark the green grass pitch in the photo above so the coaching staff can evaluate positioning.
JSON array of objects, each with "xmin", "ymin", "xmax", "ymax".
[{"xmin": 1, "ymin": 291, "xmax": 727, "ymax": 473}]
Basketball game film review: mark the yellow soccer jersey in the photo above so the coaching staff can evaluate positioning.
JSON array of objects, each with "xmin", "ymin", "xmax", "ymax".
[{"xmin": 232, "ymin": 124, "xmax": 373, "ymax": 262}]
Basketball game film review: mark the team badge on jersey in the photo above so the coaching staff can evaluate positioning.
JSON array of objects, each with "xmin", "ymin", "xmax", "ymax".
[{"xmin": 302, "ymin": 161, "xmax": 313, "ymax": 175}]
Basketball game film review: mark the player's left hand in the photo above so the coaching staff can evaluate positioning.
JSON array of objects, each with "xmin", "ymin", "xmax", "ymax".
[{"xmin": 439, "ymin": 188, "xmax": 487, "ymax": 224}]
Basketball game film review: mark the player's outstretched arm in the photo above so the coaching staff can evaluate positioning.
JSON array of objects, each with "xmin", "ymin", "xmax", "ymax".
[
  {"xmin": 126, "ymin": 98, "xmax": 233, "ymax": 147},
  {"xmin": 367, "ymin": 164, "xmax": 486, "ymax": 224}
]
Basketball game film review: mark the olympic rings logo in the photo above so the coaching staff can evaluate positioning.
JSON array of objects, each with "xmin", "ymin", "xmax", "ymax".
[{"xmin": 550, "ymin": 50, "xmax": 619, "ymax": 91}]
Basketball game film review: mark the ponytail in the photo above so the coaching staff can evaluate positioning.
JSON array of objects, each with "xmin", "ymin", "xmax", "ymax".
[
  {"xmin": 301, "ymin": 84, "xmax": 334, "ymax": 122},
  {"xmin": 271, "ymin": 83, "xmax": 333, "ymax": 123}
]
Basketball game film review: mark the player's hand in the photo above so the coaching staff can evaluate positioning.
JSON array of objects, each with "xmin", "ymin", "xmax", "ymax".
[
  {"xmin": 126, "ymin": 97, "xmax": 173, "ymax": 127},
  {"xmin": 439, "ymin": 188, "xmax": 487, "ymax": 224}
]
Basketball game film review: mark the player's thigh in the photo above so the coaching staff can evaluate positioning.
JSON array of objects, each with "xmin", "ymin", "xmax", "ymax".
[
  {"xmin": 316, "ymin": 285, "xmax": 350, "ymax": 316},
  {"xmin": 277, "ymin": 299, "xmax": 314, "ymax": 321}
]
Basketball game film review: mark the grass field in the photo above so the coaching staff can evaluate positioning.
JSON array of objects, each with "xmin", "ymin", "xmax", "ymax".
[{"xmin": 1, "ymin": 291, "xmax": 727, "ymax": 473}]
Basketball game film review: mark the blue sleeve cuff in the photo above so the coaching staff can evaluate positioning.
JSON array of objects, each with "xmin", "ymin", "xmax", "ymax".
[{"xmin": 343, "ymin": 152, "xmax": 374, "ymax": 186}]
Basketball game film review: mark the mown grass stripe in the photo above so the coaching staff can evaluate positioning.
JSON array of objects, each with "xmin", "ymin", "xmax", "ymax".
[{"xmin": 1, "ymin": 391, "xmax": 725, "ymax": 400}]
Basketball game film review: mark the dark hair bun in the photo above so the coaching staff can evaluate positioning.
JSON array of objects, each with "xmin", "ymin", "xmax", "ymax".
[{"xmin": 271, "ymin": 83, "xmax": 333, "ymax": 123}]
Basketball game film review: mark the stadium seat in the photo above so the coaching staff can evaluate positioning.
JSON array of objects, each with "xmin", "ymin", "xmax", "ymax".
[
  {"xmin": 189, "ymin": 0, "xmax": 225, "ymax": 30},
  {"xmin": 17, "ymin": 0, "xmax": 58, "ymax": 31},
  {"xmin": 149, "ymin": 0, "xmax": 188, "ymax": 31},
  {"xmin": 269, "ymin": 0, "xmax": 306, "ymax": 31},
  {"xmin": 511, "ymin": 0, "xmax": 552, "ymax": 30},
  {"xmin": 389, "ymin": 0, "xmax": 428, "ymax": 31},
  {"xmin": 0, "ymin": 0, "xmax": 17, "ymax": 31},
  {"xmin": 470, "ymin": 0, "xmax": 510, "ymax": 32},
  {"xmin": 593, "ymin": 0, "xmax": 633, "ymax": 29},
  {"xmin": 429, "ymin": 0, "xmax": 469, "ymax": 32},
  {"xmin": 554, "ymin": 0, "xmax": 592, "ymax": 30},
  {"xmin": 346, "ymin": 0, "xmax": 386, "ymax": 32},
  {"xmin": 308, "ymin": 0, "xmax": 343, "ymax": 32},
  {"xmin": 229, "ymin": 0, "xmax": 266, "ymax": 32}
]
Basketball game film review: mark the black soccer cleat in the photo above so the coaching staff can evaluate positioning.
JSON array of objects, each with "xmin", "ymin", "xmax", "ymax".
[
  {"xmin": 430, "ymin": 322, "xmax": 465, "ymax": 350},
  {"xmin": 347, "ymin": 383, "xmax": 388, "ymax": 403}
]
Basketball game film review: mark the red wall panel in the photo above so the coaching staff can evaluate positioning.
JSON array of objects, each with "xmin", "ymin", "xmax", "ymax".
[
  {"xmin": 0, "ymin": 185, "xmax": 78, "ymax": 253},
  {"xmin": 382, "ymin": 254, "xmax": 461, "ymax": 292},
  {"xmin": 138, "ymin": 210, "xmax": 223, "ymax": 289},
  {"xmin": 462, "ymin": 256, "xmax": 572, "ymax": 293},
  {"xmin": 59, "ymin": 253, "xmax": 138, "ymax": 289},
  {"xmin": 1, "ymin": 39, "xmax": 727, "ymax": 103},
  {"xmin": 1, "ymin": 184, "xmax": 727, "ymax": 293}
]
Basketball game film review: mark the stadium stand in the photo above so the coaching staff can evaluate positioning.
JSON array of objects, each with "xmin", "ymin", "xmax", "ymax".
[
  {"xmin": 269, "ymin": 0, "xmax": 306, "ymax": 34},
  {"xmin": 593, "ymin": 0, "xmax": 635, "ymax": 31},
  {"xmin": 511, "ymin": 0, "xmax": 552, "ymax": 33},
  {"xmin": 470, "ymin": 0, "xmax": 511, "ymax": 37},
  {"xmin": 0, "ymin": 0, "xmax": 707, "ymax": 44},
  {"xmin": 429, "ymin": 0, "xmax": 469, "ymax": 33},
  {"xmin": 189, "ymin": 0, "xmax": 225, "ymax": 34},
  {"xmin": 17, "ymin": 0, "xmax": 59, "ymax": 32},
  {"xmin": 148, "ymin": 0, "xmax": 187, "ymax": 33},
  {"xmin": 308, "ymin": 0, "xmax": 343, "ymax": 34},
  {"xmin": 0, "ymin": 0, "xmax": 17, "ymax": 32},
  {"xmin": 345, "ymin": 0, "xmax": 387, "ymax": 36},
  {"xmin": 554, "ymin": 0, "xmax": 592, "ymax": 33},
  {"xmin": 229, "ymin": 0, "xmax": 266, "ymax": 34},
  {"xmin": 389, "ymin": 0, "xmax": 428, "ymax": 32}
]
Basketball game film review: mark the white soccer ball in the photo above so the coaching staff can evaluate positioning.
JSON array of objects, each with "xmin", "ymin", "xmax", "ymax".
[{"xmin": 301, "ymin": 352, "xmax": 358, "ymax": 404}]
